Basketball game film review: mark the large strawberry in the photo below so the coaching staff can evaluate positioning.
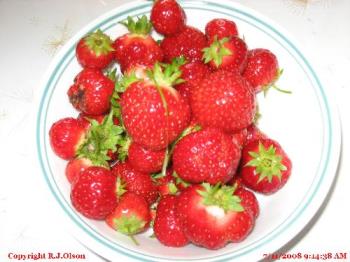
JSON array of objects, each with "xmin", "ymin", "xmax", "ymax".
[
  {"xmin": 202, "ymin": 36, "xmax": 247, "ymax": 72},
  {"xmin": 240, "ymin": 138, "xmax": 292, "ymax": 194},
  {"xmin": 76, "ymin": 29, "xmax": 115, "ymax": 70},
  {"xmin": 161, "ymin": 26, "xmax": 207, "ymax": 63},
  {"xmin": 113, "ymin": 15, "xmax": 163, "ymax": 72},
  {"xmin": 120, "ymin": 61, "xmax": 191, "ymax": 150},
  {"xmin": 154, "ymin": 195, "xmax": 189, "ymax": 247},
  {"xmin": 112, "ymin": 161, "xmax": 159, "ymax": 205},
  {"xmin": 49, "ymin": 117, "xmax": 87, "ymax": 160},
  {"xmin": 172, "ymin": 127, "xmax": 241, "ymax": 184},
  {"xmin": 205, "ymin": 18, "xmax": 238, "ymax": 41},
  {"xmin": 106, "ymin": 192, "xmax": 151, "ymax": 244},
  {"xmin": 190, "ymin": 70, "xmax": 256, "ymax": 133},
  {"xmin": 150, "ymin": 0, "xmax": 186, "ymax": 36},
  {"xmin": 71, "ymin": 166, "xmax": 118, "ymax": 220},
  {"xmin": 68, "ymin": 68, "xmax": 114, "ymax": 115},
  {"xmin": 177, "ymin": 183, "xmax": 254, "ymax": 250}
]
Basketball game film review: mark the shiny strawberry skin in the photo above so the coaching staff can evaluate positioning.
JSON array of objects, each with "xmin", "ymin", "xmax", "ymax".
[
  {"xmin": 245, "ymin": 124, "xmax": 267, "ymax": 146},
  {"xmin": 190, "ymin": 70, "xmax": 256, "ymax": 133},
  {"xmin": 161, "ymin": 26, "xmax": 207, "ymax": 63},
  {"xmin": 154, "ymin": 195, "xmax": 189, "ymax": 247},
  {"xmin": 49, "ymin": 117, "xmax": 87, "ymax": 160},
  {"xmin": 65, "ymin": 157, "xmax": 92, "ymax": 184},
  {"xmin": 240, "ymin": 139, "xmax": 292, "ymax": 194},
  {"xmin": 151, "ymin": 0, "xmax": 186, "ymax": 36},
  {"xmin": 172, "ymin": 128, "xmax": 241, "ymax": 184},
  {"xmin": 205, "ymin": 18, "xmax": 238, "ymax": 41},
  {"xmin": 112, "ymin": 161, "xmax": 159, "ymax": 205},
  {"xmin": 70, "ymin": 167, "xmax": 118, "ymax": 220},
  {"xmin": 105, "ymin": 192, "xmax": 151, "ymax": 233},
  {"xmin": 128, "ymin": 142, "xmax": 165, "ymax": 173},
  {"xmin": 176, "ymin": 184, "xmax": 254, "ymax": 249},
  {"xmin": 68, "ymin": 69, "xmax": 114, "ymax": 115},
  {"xmin": 242, "ymin": 48, "xmax": 279, "ymax": 93},
  {"xmin": 235, "ymin": 187, "xmax": 259, "ymax": 219},
  {"xmin": 120, "ymin": 81, "xmax": 191, "ymax": 150}
]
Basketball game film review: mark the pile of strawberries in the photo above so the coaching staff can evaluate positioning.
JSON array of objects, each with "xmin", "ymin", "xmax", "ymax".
[{"xmin": 49, "ymin": 0, "xmax": 292, "ymax": 250}]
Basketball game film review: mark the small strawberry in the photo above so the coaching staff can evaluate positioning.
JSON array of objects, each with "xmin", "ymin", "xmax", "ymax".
[
  {"xmin": 113, "ymin": 15, "xmax": 163, "ymax": 71},
  {"xmin": 235, "ymin": 186, "xmax": 259, "ymax": 219},
  {"xmin": 240, "ymin": 138, "xmax": 292, "ymax": 194},
  {"xmin": 242, "ymin": 48, "xmax": 291, "ymax": 94},
  {"xmin": 65, "ymin": 157, "xmax": 92, "ymax": 184},
  {"xmin": 49, "ymin": 117, "xmax": 87, "ymax": 160},
  {"xmin": 71, "ymin": 166, "xmax": 118, "ymax": 220},
  {"xmin": 128, "ymin": 142, "xmax": 165, "ymax": 173},
  {"xmin": 161, "ymin": 26, "xmax": 207, "ymax": 63},
  {"xmin": 153, "ymin": 169, "xmax": 178, "ymax": 196},
  {"xmin": 190, "ymin": 70, "xmax": 256, "ymax": 133},
  {"xmin": 172, "ymin": 127, "xmax": 241, "ymax": 184},
  {"xmin": 112, "ymin": 161, "xmax": 159, "ymax": 205},
  {"xmin": 245, "ymin": 124, "xmax": 267, "ymax": 146},
  {"xmin": 68, "ymin": 68, "xmax": 114, "ymax": 115},
  {"xmin": 76, "ymin": 29, "xmax": 115, "ymax": 70},
  {"xmin": 231, "ymin": 128, "xmax": 248, "ymax": 148},
  {"xmin": 177, "ymin": 183, "xmax": 254, "ymax": 249},
  {"xmin": 120, "ymin": 61, "xmax": 191, "ymax": 150},
  {"xmin": 154, "ymin": 195, "xmax": 189, "ymax": 247},
  {"xmin": 106, "ymin": 192, "xmax": 151, "ymax": 244},
  {"xmin": 205, "ymin": 18, "xmax": 238, "ymax": 41},
  {"xmin": 150, "ymin": 0, "xmax": 186, "ymax": 36},
  {"xmin": 202, "ymin": 36, "xmax": 247, "ymax": 72}
]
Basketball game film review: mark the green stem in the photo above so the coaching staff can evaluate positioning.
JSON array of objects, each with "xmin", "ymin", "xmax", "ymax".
[
  {"xmin": 272, "ymin": 85, "xmax": 292, "ymax": 94},
  {"xmin": 129, "ymin": 235, "xmax": 139, "ymax": 246}
]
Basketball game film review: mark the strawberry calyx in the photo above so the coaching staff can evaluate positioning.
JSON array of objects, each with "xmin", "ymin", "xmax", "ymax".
[
  {"xmin": 116, "ymin": 176, "xmax": 127, "ymax": 199},
  {"xmin": 115, "ymin": 71, "xmax": 140, "ymax": 94},
  {"xmin": 120, "ymin": 15, "xmax": 152, "ymax": 36},
  {"xmin": 77, "ymin": 110, "xmax": 124, "ymax": 167},
  {"xmin": 262, "ymin": 69, "xmax": 292, "ymax": 96},
  {"xmin": 113, "ymin": 215, "xmax": 145, "ymax": 244},
  {"xmin": 197, "ymin": 183, "xmax": 244, "ymax": 213},
  {"xmin": 202, "ymin": 36, "xmax": 232, "ymax": 67},
  {"xmin": 173, "ymin": 171, "xmax": 190, "ymax": 189},
  {"xmin": 246, "ymin": 141, "xmax": 287, "ymax": 183},
  {"xmin": 84, "ymin": 29, "xmax": 114, "ymax": 56}
]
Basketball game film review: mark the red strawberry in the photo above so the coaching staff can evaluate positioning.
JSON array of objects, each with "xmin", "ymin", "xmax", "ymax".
[
  {"xmin": 172, "ymin": 127, "xmax": 241, "ymax": 184},
  {"xmin": 76, "ymin": 29, "xmax": 114, "ymax": 70},
  {"xmin": 205, "ymin": 18, "xmax": 238, "ymax": 41},
  {"xmin": 150, "ymin": 0, "xmax": 186, "ymax": 36},
  {"xmin": 120, "ymin": 62, "xmax": 191, "ymax": 150},
  {"xmin": 128, "ymin": 142, "xmax": 165, "ymax": 173},
  {"xmin": 112, "ymin": 161, "xmax": 159, "ymax": 205},
  {"xmin": 177, "ymin": 183, "xmax": 254, "ymax": 249},
  {"xmin": 154, "ymin": 195, "xmax": 189, "ymax": 247},
  {"xmin": 154, "ymin": 169, "xmax": 178, "ymax": 196},
  {"xmin": 113, "ymin": 15, "xmax": 163, "ymax": 71},
  {"xmin": 240, "ymin": 138, "xmax": 292, "ymax": 194},
  {"xmin": 202, "ymin": 36, "xmax": 247, "ymax": 72},
  {"xmin": 161, "ymin": 26, "xmax": 207, "ymax": 63},
  {"xmin": 71, "ymin": 167, "xmax": 117, "ymax": 220},
  {"xmin": 65, "ymin": 157, "xmax": 92, "ymax": 184},
  {"xmin": 231, "ymin": 128, "xmax": 248, "ymax": 148},
  {"xmin": 68, "ymin": 68, "xmax": 114, "ymax": 115},
  {"xmin": 190, "ymin": 70, "xmax": 256, "ymax": 133},
  {"xmin": 245, "ymin": 124, "xmax": 267, "ymax": 146},
  {"xmin": 175, "ymin": 61, "xmax": 211, "ymax": 99},
  {"xmin": 106, "ymin": 192, "xmax": 151, "ymax": 242},
  {"xmin": 235, "ymin": 187, "xmax": 259, "ymax": 219},
  {"xmin": 49, "ymin": 117, "xmax": 87, "ymax": 160}
]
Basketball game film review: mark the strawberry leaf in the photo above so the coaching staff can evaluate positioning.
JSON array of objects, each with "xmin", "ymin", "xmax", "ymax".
[
  {"xmin": 84, "ymin": 29, "xmax": 114, "ymax": 56},
  {"xmin": 202, "ymin": 36, "xmax": 232, "ymax": 67},
  {"xmin": 120, "ymin": 15, "xmax": 152, "ymax": 35}
]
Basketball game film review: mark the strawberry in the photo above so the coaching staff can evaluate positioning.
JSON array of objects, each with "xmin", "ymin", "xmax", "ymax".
[
  {"xmin": 190, "ymin": 70, "xmax": 256, "ymax": 133},
  {"xmin": 106, "ymin": 192, "xmax": 151, "ymax": 243},
  {"xmin": 65, "ymin": 157, "xmax": 92, "ymax": 184},
  {"xmin": 172, "ymin": 127, "xmax": 241, "ymax": 184},
  {"xmin": 68, "ymin": 68, "xmax": 114, "ymax": 115},
  {"xmin": 235, "ymin": 187, "xmax": 259, "ymax": 219},
  {"xmin": 154, "ymin": 195, "xmax": 189, "ymax": 247},
  {"xmin": 231, "ymin": 128, "xmax": 248, "ymax": 148},
  {"xmin": 113, "ymin": 15, "xmax": 163, "ymax": 71},
  {"xmin": 71, "ymin": 166, "xmax": 118, "ymax": 220},
  {"xmin": 205, "ymin": 18, "xmax": 238, "ymax": 41},
  {"xmin": 150, "ymin": 0, "xmax": 186, "ymax": 36},
  {"xmin": 128, "ymin": 142, "xmax": 165, "ymax": 173},
  {"xmin": 120, "ymin": 61, "xmax": 191, "ymax": 150},
  {"xmin": 245, "ymin": 124, "xmax": 267, "ymax": 146},
  {"xmin": 76, "ymin": 29, "xmax": 114, "ymax": 70},
  {"xmin": 153, "ymin": 168, "xmax": 178, "ymax": 196},
  {"xmin": 112, "ymin": 161, "xmax": 159, "ymax": 205},
  {"xmin": 161, "ymin": 26, "xmax": 207, "ymax": 63},
  {"xmin": 202, "ymin": 36, "xmax": 248, "ymax": 72},
  {"xmin": 175, "ymin": 60, "xmax": 211, "ymax": 99},
  {"xmin": 240, "ymin": 138, "xmax": 292, "ymax": 194},
  {"xmin": 49, "ymin": 117, "xmax": 87, "ymax": 160},
  {"xmin": 177, "ymin": 183, "xmax": 254, "ymax": 249}
]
